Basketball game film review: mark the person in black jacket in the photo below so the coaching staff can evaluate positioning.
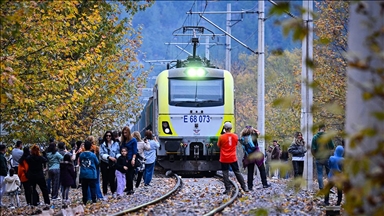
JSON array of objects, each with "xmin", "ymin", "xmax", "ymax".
[
  {"xmin": 115, "ymin": 147, "xmax": 129, "ymax": 196},
  {"xmin": 26, "ymin": 145, "xmax": 50, "ymax": 206},
  {"xmin": 60, "ymin": 154, "xmax": 75, "ymax": 204},
  {"xmin": 288, "ymin": 132, "xmax": 307, "ymax": 178},
  {"xmin": 0, "ymin": 144, "xmax": 8, "ymax": 206}
]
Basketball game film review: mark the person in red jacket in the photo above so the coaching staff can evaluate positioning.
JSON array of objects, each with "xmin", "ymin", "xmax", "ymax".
[{"xmin": 217, "ymin": 122, "xmax": 248, "ymax": 194}]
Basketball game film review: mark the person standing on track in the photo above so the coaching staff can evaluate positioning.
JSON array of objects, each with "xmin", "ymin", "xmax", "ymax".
[
  {"xmin": 240, "ymin": 126, "xmax": 270, "ymax": 190},
  {"xmin": 217, "ymin": 122, "xmax": 249, "ymax": 194}
]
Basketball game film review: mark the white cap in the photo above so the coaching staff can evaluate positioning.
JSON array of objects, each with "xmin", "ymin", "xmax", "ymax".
[{"xmin": 224, "ymin": 122, "xmax": 232, "ymax": 129}]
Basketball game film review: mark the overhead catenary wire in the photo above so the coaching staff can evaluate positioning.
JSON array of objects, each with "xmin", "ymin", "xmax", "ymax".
[
  {"xmin": 174, "ymin": 0, "xmax": 208, "ymax": 61},
  {"xmin": 171, "ymin": 1, "xmax": 197, "ymax": 60}
]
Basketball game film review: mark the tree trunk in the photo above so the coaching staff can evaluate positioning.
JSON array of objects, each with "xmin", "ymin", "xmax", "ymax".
[{"xmin": 346, "ymin": 2, "xmax": 384, "ymax": 215}]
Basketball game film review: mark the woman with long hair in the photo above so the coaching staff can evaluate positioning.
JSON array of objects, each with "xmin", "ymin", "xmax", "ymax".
[
  {"xmin": 240, "ymin": 126, "xmax": 270, "ymax": 190},
  {"xmin": 60, "ymin": 154, "xmax": 75, "ymax": 204},
  {"xmin": 46, "ymin": 143, "xmax": 63, "ymax": 200},
  {"xmin": 99, "ymin": 130, "xmax": 120, "ymax": 197},
  {"xmin": 26, "ymin": 145, "xmax": 50, "ymax": 206},
  {"xmin": 120, "ymin": 126, "xmax": 137, "ymax": 195},
  {"xmin": 143, "ymin": 130, "xmax": 160, "ymax": 187},
  {"xmin": 132, "ymin": 131, "xmax": 150, "ymax": 188},
  {"xmin": 18, "ymin": 147, "xmax": 39, "ymax": 205},
  {"xmin": 288, "ymin": 132, "xmax": 307, "ymax": 178}
]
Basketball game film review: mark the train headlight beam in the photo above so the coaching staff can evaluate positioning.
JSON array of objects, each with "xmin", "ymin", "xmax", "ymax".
[{"xmin": 185, "ymin": 68, "xmax": 206, "ymax": 77}]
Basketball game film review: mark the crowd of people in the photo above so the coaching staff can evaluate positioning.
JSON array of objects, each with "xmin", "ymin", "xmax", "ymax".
[
  {"xmin": 218, "ymin": 123, "xmax": 344, "ymax": 207},
  {"xmin": 0, "ymin": 128, "xmax": 160, "ymax": 208},
  {"xmin": 0, "ymin": 124, "xmax": 343, "ymax": 209}
]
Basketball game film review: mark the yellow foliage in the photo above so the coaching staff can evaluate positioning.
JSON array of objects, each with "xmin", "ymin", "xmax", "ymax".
[{"xmin": 0, "ymin": 0, "xmax": 151, "ymax": 144}]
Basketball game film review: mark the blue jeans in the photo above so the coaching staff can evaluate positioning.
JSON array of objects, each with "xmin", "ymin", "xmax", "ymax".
[
  {"xmin": 87, "ymin": 168, "xmax": 103, "ymax": 200},
  {"xmin": 48, "ymin": 169, "xmax": 60, "ymax": 199},
  {"xmin": 144, "ymin": 162, "xmax": 155, "ymax": 185},
  {"xmin": 316, "ymin": 159, "xmax": 330, "ymax": 189},
  {"xmin": 46, "ymin": 178, "xmax": 51, "ymax": 194}
]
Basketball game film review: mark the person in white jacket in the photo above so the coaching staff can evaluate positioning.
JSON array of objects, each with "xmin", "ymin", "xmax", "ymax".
[{"xmin": 4, "ymin": 168, "xmax": 20, "ymax": 208}]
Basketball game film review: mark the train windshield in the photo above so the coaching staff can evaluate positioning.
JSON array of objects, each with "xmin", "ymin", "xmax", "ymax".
[{"xmin": 169, "ymin": 78, "xmax": 224, "ymax": 107}]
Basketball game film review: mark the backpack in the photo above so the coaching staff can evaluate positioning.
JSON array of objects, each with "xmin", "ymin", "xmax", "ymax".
[{"xmin": 241, "ymin": 135, "xmax": 257, "ymax": 156}]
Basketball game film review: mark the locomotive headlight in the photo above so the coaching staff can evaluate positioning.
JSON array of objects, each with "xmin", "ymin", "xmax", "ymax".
[
  {"xmin": 196, "ymin": 68, "xmax": 205, "ymax": 76},
  {"xmin": 186, "ymin": 68, "xmax": 206, "ymax": 77},
  {"xmin": 162, "ymin": 121, "xmax": 173, "ymax": 134}
]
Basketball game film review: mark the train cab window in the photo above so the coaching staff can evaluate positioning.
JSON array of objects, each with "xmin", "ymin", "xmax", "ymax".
[{"xmin": 169, "ymin": 79, "xmax": 224, "ymax": 107}]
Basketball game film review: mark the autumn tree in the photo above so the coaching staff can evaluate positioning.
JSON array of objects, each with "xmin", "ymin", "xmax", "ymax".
[
  {"xmin": 270, "ymin": 1, "xmax": 384, "ymax": 215},
  {"xmin": 312, "ymin": 1, "xmax": 348, "ymax": 136},
  {"xmin": 233, "ymin": 48, "xmax": 301, "ymax": 146},
  {"xmin": 0, "ymin": 0, "xmax": 153, "ymax": 145},
  {"xmin": 264, "ymin": 49, "xmax": 302, "ymax": 144},
  {"xmin": 232, "ymin": 54, "xmax": 258, "ymax": 132}
]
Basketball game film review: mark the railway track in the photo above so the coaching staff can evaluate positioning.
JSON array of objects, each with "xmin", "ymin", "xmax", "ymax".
[
  {"xmin": 111, "ymin": 172, "xmax": 240, "ymax": 216},
  {"xmin": 111, "ymin": 173, "xmax": 182, "ymax": 216}
]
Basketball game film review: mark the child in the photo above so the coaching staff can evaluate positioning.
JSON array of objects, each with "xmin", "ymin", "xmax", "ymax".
[
  {"xmin": 79, "ymin": 140, "xmax": 99, "ymax": 205},
  {"xmin": 60, "ymin": 154, "xmax": 76, "ymax": 204},
  {"xmin": 4, "ymin": 168, "xmax": 21, "ymax": 208},
  {"xmin": 115, "ymin": 147, "xmax": 129, "ymax": 197},
  {"xmin": 324, "ymin": 145, "xmax": 344, "ymax": 206}
]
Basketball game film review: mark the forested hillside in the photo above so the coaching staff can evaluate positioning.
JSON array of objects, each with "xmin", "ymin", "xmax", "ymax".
[
  {"xmin": 132, "ymin": 1, "xmax": 301, "ymax": 68},
  {"xmin": 131, "ymin": 1, "xmax": 347, "ymax": 146}
]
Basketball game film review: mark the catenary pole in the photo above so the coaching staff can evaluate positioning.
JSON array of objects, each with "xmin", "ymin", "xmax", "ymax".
[
  {"xmin": 225, "ymin": 3, "xmax": 231, "ymax": 71},
  {"xmin": 257, "ymin": 0, "xmax": 265, "ymax": 153},
  {"xmin": 205, "ymin": 36, "xmax": 210, "ymax": 60},
  {"xmin": 301, "ymin": 0, "xmax": 314, "ymax": 191}
]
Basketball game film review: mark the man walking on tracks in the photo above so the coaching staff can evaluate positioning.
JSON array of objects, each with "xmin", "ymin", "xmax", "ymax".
[{"xmin": 217, "ymin": 122, "xmax": 249, "ymax": 194}]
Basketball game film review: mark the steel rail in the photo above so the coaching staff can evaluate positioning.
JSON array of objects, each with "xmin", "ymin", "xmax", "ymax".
[
  {"xmin": 110, "ymin": 173, "xmax": 182, "ymax": 216},
  {"xmin": 203, "ymin": 173, "xmax": 239, "ymax": 216}
]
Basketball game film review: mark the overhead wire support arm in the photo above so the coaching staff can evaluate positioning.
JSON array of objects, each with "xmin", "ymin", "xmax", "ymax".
[
  {"xmin": 268, "ymin": 0, "xmax": 297, "ymax": 19},
  {"xmin": 175, "ymin": 45, "xmax": 193, "ymax": 56},
  {"xmin": 199, "ymin": 14, "xmax": 259, "ymax": 55},
  {"xmin": 187, "ymin": 10, "xmax": 258, "ymax": 14}
]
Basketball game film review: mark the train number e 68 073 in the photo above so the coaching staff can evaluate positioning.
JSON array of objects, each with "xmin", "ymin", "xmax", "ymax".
[{"xmin": 183, "ymin": 115, "xmax": 211, "ymax": 123}]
